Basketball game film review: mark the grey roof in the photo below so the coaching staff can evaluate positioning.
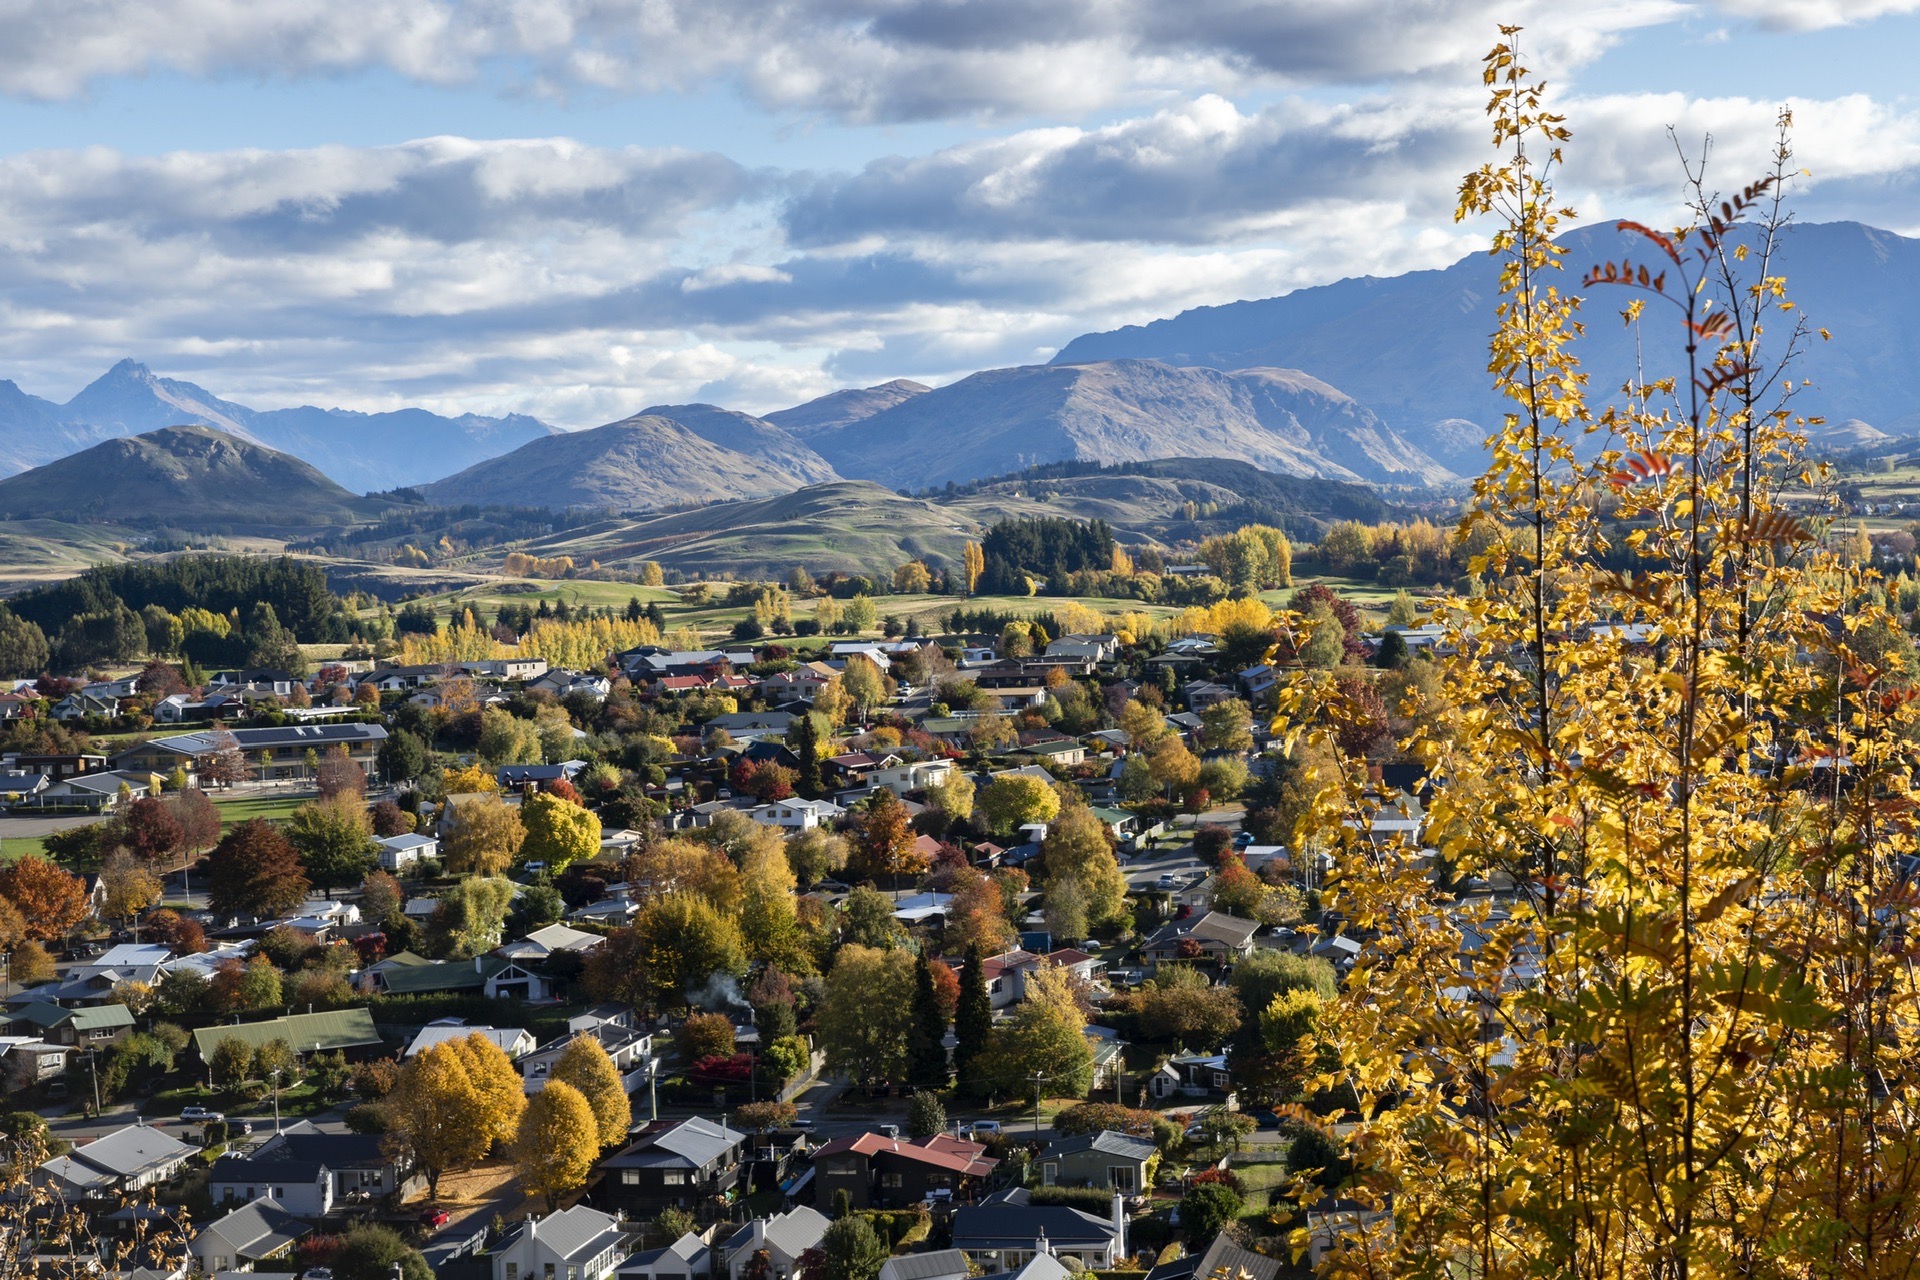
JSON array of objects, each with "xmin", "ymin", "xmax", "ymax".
[
  {"xmin": 1143, "ymin": 1237, "xmax": 1283, "ymax": 1280},
  {"xmin": 68, "ymin": 1123, "xmax": 194, "ymax": 1179},
  {"xmin": 254, "ymin": 1123, "xmax": 391, "ymax": 1168},
  {"xmin": 1039, "ymin": 1130, "xmax": 1157, "ymax": 1162},
  {"xmin": 725, "ymin": 1205, "xmax": 829, "ymax": 1259},
  {"xmin": 952, "ymin": 1202, "xmax": 1119, "ymax": 1250},
  {"xmin": 510, "ymin": 1204, "xmax": 627, "ymax": 1262},
  {"xmin": 878, "ymin": 1250, "xmax": 971, "ymax": 1280},
  {"xmin": 128, "ymin": 722, "xmax": 387, "ymax": 757},
  {"xmin": 613, "ymin": 1116, "xmax": 745, "ymax": 1169},
  {"xmin": 210, "ymin": 1154, "xmax": 327, "ymax": 1184},
  {"xmin": 976, "ymin": 1257, "xmax": 1072, "ymax": 1280},
  {"xmin": 198, "ymin": 1197, "xmax": 309, "ymax": 1258}
]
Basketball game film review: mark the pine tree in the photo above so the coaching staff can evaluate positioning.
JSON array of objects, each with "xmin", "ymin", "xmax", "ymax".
[
  {"xmin": 908, "ymin": 954, "xmax": 950, "ymax": 1091},
  {"xmin": 954, "ymin": 943, "xmax": 992, "ymax": 1094},
  {"xmin": 791, "ymin": 713, "xmax": 823, "ymax": 799}
]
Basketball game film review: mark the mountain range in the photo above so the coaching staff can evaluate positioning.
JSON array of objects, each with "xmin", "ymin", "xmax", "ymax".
[
  {"xmin": 0, "ymin": 359, "xmax": 554, "ymax": 491},
  {"xmin": 1057, "ymin": 219, "xmax": 1920, "ymax": 473}
]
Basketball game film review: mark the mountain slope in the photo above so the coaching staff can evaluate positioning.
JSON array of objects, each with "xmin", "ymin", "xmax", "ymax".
[
  {"xmin": 1055, "ymin": 220, "xmax": 1920, "ymax": 471},
  {"xmin": 0, "ymin": 360, "xmax": 556, "ymax": 490},
  {"xmin": 636, "ymin": 403, "xmax": 840, "ymax": 485},
  {"xmin": 522, "ymin": 479, "xmax": 976, "ymax": 579},
  {"xmin": 420, "ymin": 414, "xmax": 828, "ymax": 511},
  {"xmin": 807, "ymin": 359, "xmax": 1453, "ymax": 489},
  {"xmin": 765, "ymin": 379, "xmax": 931, "ymax": 436},
  {"xmin": 0, "ymin": 426, "xmax": 391, "ymax": 528}
]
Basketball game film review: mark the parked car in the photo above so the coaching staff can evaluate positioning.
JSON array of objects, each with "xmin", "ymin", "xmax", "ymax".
[
  {"xmin": 1248, "ymin": 1109, "xmax": 1283, "ymax": 1129},
  {"xmin": 419, "ymin": 1207, "xmax": 452, "ymax": 1230},
  {"xmin": 1156, "ymin": 874, "xmax": 1179, "ymax": 890},
  {"xmin": 965, "ymin": 1120, "xmax": 1002, "ymax": 1137},
  {"xmin": 1234, "ymin": 830, "xmax": 1254, "ymax": 848},
  {"xmin": 303, "ymin": 1269, "xmax": 334, "ymax": 1280},
  {"xmin": 180, "ymin": 1106, "xmax": 223, "ymax": 1123},
  {"xmin": 878, "ymin": 1124, "xmax": 901, "ymax": 1140}
]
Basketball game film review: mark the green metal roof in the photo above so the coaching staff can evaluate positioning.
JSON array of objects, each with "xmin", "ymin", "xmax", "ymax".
[
  {"xmin": 193, "ymin": 1008, "xmax": 383, "ymax": 1062},
  {"xmin": 70, "ymin": 1004, "xmax": 137, "ymax": 1031},
  {"xmin": 375, "ymin": 956, "xmax": 505, "ymax": 995}
]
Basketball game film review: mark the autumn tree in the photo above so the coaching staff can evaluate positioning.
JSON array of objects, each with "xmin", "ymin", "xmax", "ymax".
[
  {"xmin": 981, "ymin": 964, "xmax": 1092, "ymax": 1099},
  {"xmin": 853, "ymin": 789, "xmax": 922, "ymax": 889},
  {"xmin": 167, "ymin": 786, "xmax": 223, "ymax": 855},
  {"xmin": 816, "ymin": 944, "xmax": 915, "ymax": 1085},
  {"xmin": 123, "ymin": 795, "xmax": 185, "ymax": 864},
  {"xmin": 962, "ymin": 541, "xmax": 985, "ymax": 595},
  {"xmin": 1198, "ymin": 698, "xmax": 1254, "ymax": 754},
  {"xmin": 741, "ymin": 840, "xmax": 811, "ymax": 974},
  {"xmin": 440, "ymin": 794, "xmax": 525, "ymax": 875},
  {"xmin": 976, "ymin": 774, "xmax": 1060, "ymax": 836},
  {"xmin": 206, "ymin": 819, "xmax": 311, "ymax": 920},
  {"xmin": 841, "ymin": 655, "xmax": 892, "ymax": 721},
  {"xmin": 314, "ymin": 745, "xmax": 368, "ymax": 801},
  {"xmin": 518, "ymin": 791, "xmax": 601, "ymax": 873},
  {"xmin": 143, "ymin": 907, "xmax": 207, "ymax": 954},
  {"xmin": 425, "ymin": 876, "xmax": 515, "ymax": 959},
  {"xmin": 550, "ymin": 1034, "xmax": 631, "ymax": 1149},
  {"xmin": 100, "ymin": 850, "xmax": 163, "ymax": 928},
  {"xmin": 0, "ymin": 854, "xmax": 90, "ymax": 941},
  {"xmin": 586, "ymin": 893, "xmax": 746, "ymax": 1015},
  {"xmin": 514, "ymin": 1079, "xmax": 599, "ymax": 1211},
  {"xmin": 199, "ymin": 726, "xmax": 248, "ymax": 788},
  {"xmin": 387, "ymin": 1042, "xmax": 492, "ymax": 1197},
  {"xmin": 445, "ymin": 1031, "xmax": 526, "ymax": 1148},
  {"xmin": 285, "ymin": 794, "xmax": 379, "ymax": 895},
  {"xmin": 1040, "ymin": 806, "xmax": 1129, "ymax": 932}
]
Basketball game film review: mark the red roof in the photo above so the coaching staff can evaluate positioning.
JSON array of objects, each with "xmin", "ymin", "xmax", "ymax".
[
  {"xmin": 1047, "ymin": 948, "xmax": 1096, "ymax": 966},
  {"xmin": 813, "ymin": 1132, "xmax": 997, "ymax": 1176},
  {"xmin": 657, "ymin": 676, "xmax": 709, "ymax": 691}
]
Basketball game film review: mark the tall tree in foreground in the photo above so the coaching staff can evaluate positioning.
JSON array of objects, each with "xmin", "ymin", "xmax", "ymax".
[
  {"xmin": 205, "ymin": 819, "xmax": 311, "ymax": 920},
  {"xmin": 1279, "ymin": 32, "xmax": 1920, "ymax": 1280},
  {"xmin": 512, "ymin": 1078, "xmax": 598, "ymax": 1212},
  {"xmin": 549, "ymin": 1034, "xmax": 632, "ymax": 1149}
]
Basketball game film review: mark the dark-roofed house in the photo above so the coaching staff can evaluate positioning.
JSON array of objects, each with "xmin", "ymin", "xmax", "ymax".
[
  {"xmin": 1140, "ymin": 912, "xmax": 1260, "ymax": 966},
  {"xmin": 492, "ymin": 1204, "xmax": 633, "ymax": 1280},
  {"xmin": 601, "ymin": 1116, "xmax": 748, "ymax": 1216},
  {"xmin": 212, "ymin": 1120, "xmax": 421, "ymax": 1212},
  {"xmin": 1143, "ymin": 1236, "xmax": 1283, "ymax": 1280},
  {"xmin": 878, "ymin": 1250, "xmax": 972, "ymax": 1280},
  {"xmin": 1037, "ymin": 1131, "xmax": 1157, "ymax": 1193},
  {"xmin": 619, "ymin": 1231, "xmax": 711, "ymax": 1280},
  {"xmin": 951, "ymin": 1189, "xmax": 1126, "ymax": 1269},
  {"xmin": 208, "ymin": 1152, "xmax": 332, "ymax": 1219},
  {"xmin": 812, "ymin": 1133, "xmax": 998, "ymax": 1210},
  {"xmin": 717, "ymin": 1205, "xmax": 830, "ymax": 1280},
  {"xmin": 111, "ymin": 722, "xmax": 387, "ymax": 781},
  {"xmin": 190, "ymin": 1198, "xmax": 312, "ymax": 1274},
  {"xmin": 9, "ymin": 1000, "xmax": 135, "ymax": 1048}
]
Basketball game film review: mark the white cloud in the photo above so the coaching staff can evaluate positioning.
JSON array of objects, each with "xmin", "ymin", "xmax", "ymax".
[{"xmin": 1710, "ymin": 0, "xmax": 1920, "ymax": 29}]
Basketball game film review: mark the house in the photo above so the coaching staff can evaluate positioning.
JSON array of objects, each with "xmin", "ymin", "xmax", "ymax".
[
  {"xmin": 868, "ymin": 757, "xmax": 954, "ymax": 797},
  {"xmin": 716, "ymin": 1206, "xmax": 830, "ymax": 1280},
  {"xmin": 601, "ymin": 1117, "xmax": 748, "ymax": 1216},
  {"xmin": 761, "ymin": 661, "xmax": 839, "ymax": 702},
  {"xmin": 497, "ymin": 761, "xmax": 587, "ymax": 790},
  {"xmin": 1020, "ymin": 740, "xmax": 1085, "ymax": 768},
  {"xmin": 375, "ymin": 831, "xmax": 438, "ymax": 871},
  {"xmin": 496, "ymin": 922, "xmax": 605, "ymax": 965},
  {"xmin": 8, "ymin": 1000, "xmax": 135, "ymax": 1048},
  {"xmin": 812, "ymin": 1133, "xmax": 997, "ymax": 1210},
  {"xmin": 208, "ymin": 1153, "xmax": 333, "ymax": 1219},
  {"xmin": 26, "ymin": 769, "xmax": 165, "ymax": 812},
  {"xmin": 0, "ymin": 767, "xmax": 48, "ymax": 802},
  {"xmin": 405, "ymin": 1021, "xmax": 537, "ymax": 1060},
  {"xmin": 951, "ymin": 1189, "xmax": 1125, "ymax": 1269},
  {"xmin": 878, "ymin": 1251, "xmax": 972, "ymax": 1280},
  {"xmin": 220, "ymin": 1120, "xmax": 422, "ymax": 1208},
  {"xmin": 746, "ymin": 798, "xmax": 845, "ymax": 831},
  {"xmin": 1147, "ymin": 1053, "xmax": 1235, "ymax": 1101},
  {"xmin": 362, "ymin": 952, "xmax": 549, "ymax": 1001},
  {"xmin": 522, "ymin": 1005, "xmax": 654, "ymax": 1094},
  {"xmin": 8, "ymin": 752, "xmax": 107, "ymax": 781},
  {"xmin": 0, "ymin": 1036, "xmax": 70, "ymax": 1087},
  {"xmin": 1047, "ymin": 634, "xmax": 1122, "ymax": 664},
  {"xmin": 891, "ymin": 891, "xmax": 954, "ymax": 926},
  {"xmin": 35, "ymin": 1121, "xmax": 195, "ymax": 1196},
  {"xmin": 1143, "ymin": 1235, "xmax": 1283, "ymax": 1280},
  {"xmin": 1036, "ymin": 1132, "xmax": 1157, "ymax": 1193},
  {"xmin": 0, "ymin": 692, "xmax": 34, "ymax": 720},
  {"xmin": 112, "ymin": 723, "xmax": 387, "ymax": 782},
  {"xmin": 190, "ymin": 1008, "xmax": 383, "ymax": 1065},
  {"xmin": 703, "ymin": 711, "xmax": 796, "ymax": 737},
  {"xmin": 189, "ymin": 1198, "xmax": 312, "ymax": 1273},
  {"xmin": 619, "ymin": 1231, "xmax": 712, "ymax": 1280},
  {"xmin": 1183, "ymin": 681, "xmax": 1237, "ymax": 713},
  {"xmin": 492, "ymin": 1205, "xmax": 634, "ymax": 1280},
  {"xmin": 1140, "ymin": 912, "xmax": 1260, "ymax": 966},
  {"xmin": 52, "ymin": 691, "xmax": 119, "ymax": 721}
]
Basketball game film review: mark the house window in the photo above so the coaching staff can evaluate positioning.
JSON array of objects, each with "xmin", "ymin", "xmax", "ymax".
[
  {"xmin": 622, "ymin": 1170, "xmax": 640, "ymax": 1185},
  {"xmin": 1109, "ymin": 1167, "xmax": 1136, "ymax": 1192},
  {"xmin": 663, "ymin": 1172, "xmax": 687, "ymax": 1185},
  {"xmin": 508, "ymin": 1266, "xmax": 519, "ymax": 1280},
  {"xmin": 881, "ymin": 1172, "xmax": 903, "ymax": 1189},
  {"xmin": 274, "ymin": 1187, "xmax": 284, "ymax": 1198},
  {"xmin": 546, "ymin": 1266, "xmax": 556, "ymax": 1280},
  {"xmin": 1041, "ymin": 1164, "xmax": 1058, "ymax": 1186},
  {"xmin": 569, "ymin": 1268, "xmax": 579, "ymax": 1280}
]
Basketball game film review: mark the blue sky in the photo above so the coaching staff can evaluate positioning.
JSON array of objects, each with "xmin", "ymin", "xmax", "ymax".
[{"xmin": 0, "ymin": 0, "xmax": 1914, "ymax": 427}]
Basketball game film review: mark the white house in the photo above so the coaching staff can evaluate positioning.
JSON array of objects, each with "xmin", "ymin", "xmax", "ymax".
[
  {"xmin": 717, "ymin": 1206, "xmax": 829, "ymax": 1280},
  {"xmin": 867, "ymin": 758, "xmax": 954, "ymax": 798},
  {"xmin": 746, "ymin": 798, "xmax": 846, "ymax": 831},
  {"xmin": 376, "ymin": 832, "xmax": 439, "ymax": 871},
  {"xmin": 493, "ymin": 1205, "xmax": 633, "ymax": 1280},
  {"xmin": 190, "ymin": 1197, "xmax": 311, "ymax": 1273},
  {"xmin": 405, "ymin": 1021, "xmax": 537, "ymax": 1061}
]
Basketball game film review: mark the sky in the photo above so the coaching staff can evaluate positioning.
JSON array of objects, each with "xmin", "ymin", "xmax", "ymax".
[{"xmin": 0, "ymin": 0, "xmax": 1915, "ymax": 428}]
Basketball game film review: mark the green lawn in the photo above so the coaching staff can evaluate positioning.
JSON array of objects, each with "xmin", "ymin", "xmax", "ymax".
[
  {"xmin": 211, "ymin": 793, "xmax": 309, "ymax": 829},
  {"xmin": 412, "ymin": 577, "xmax": 679, "ymax": 621},
  {"xmin": 0, "ymin": 835, "xmax": 48, "ymax": 862}
]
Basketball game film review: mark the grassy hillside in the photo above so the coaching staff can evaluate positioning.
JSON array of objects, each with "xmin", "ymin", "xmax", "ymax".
[
  {"xmin": 520, "ymin": 480, "xmax": 980, "ymax": 580},
  {"xmin": 0, "ymin": 520, "xmax": 137, "ymax": 595}
]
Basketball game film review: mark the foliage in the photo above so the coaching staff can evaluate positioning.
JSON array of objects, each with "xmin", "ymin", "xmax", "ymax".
[
  {"xmin": 820, "ymin": 1212, "xmax": 890, "ymax": 1280},
  {"xmin": 981, "ymin": 965, "xmax": 1093, "ymax": 1099},
  {"xmin": 817, "ymin": 944, "xmax": 916, "ymax": 1084},
  {"xmin": 585, "ymin": 893, "xmax": 747, "ymax": 1014},
  {"xmin": 513, "ymin": 1078, "xmax": 599, "ymax": 1210},
  {"xmin": 440, "ymin": 794, "xmax": 525, "ymax": 875},
  {"xmin": 735, "ymin": 1100, "xmax": 800, "ymax": 1131},
  {"xmin": 907, "ymin": 1090, "xmax": 947, "ymax": 1140},
  {"xmin": 206, "ymin": 818, "xmax": 311, "ymax": 919},
  {"xmin": 519, "ymin": 791, "xmax": 602, "ymax": 873},
  {"xmin": 425, "ymin": 876, "xmax": 515, "ymax": 959},
  {"xmin": 1052, "ymin": 1103, "xmax": 1180, "ymax": 1149},
  {"xmin": 285, "ymin": 794, "xmax": 380, "ymax": 892},
  {"xmin": 387, "ymin": 1041, "xmax": 493, "ymax": 1196},
  {"xmin": 0, "ymin": 854, "xmax": 89, "ymax": 941},
  {"xmin": 330, "ymin": 1224, "xmax": 434, "ymax": 1280},
  {"xmin": 977, "ymin": 774, "xmax": 1061, "ymax": 836},
  {"xmin": 1041, "ymin": 806, "xmax": 1129, "ymax": 930},
  {"xmin": 1178, "ymin": 1181, "xmax": 1244, "ymax": 1245},
  {"xmin": 1132, "ymin": 965, "xmax": 1241, "ymax": 1047}
]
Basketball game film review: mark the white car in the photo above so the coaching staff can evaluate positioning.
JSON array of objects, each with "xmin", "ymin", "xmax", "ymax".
[{"xmin": 180, "ymin": 1106, "xmax": 223, "ymax": 1123}]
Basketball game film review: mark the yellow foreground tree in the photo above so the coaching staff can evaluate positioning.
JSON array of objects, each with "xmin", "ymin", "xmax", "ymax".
[
  {"xmin": 513, "ymin": 1079, "xmax": 600, "ymax": 1211},
  {"xmin": 1279, "ymin": 31, "xmax": 1920, "ymax": 1280}
]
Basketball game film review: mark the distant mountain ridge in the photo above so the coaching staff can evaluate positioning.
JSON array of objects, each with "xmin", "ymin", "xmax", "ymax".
[
  {"xmin": 0, "ymin": 359, "xmax": 556, "ymax": 492},
  {"xmin": 419, "ymin": 409, "xmax": 841, "ymax": 511},
  {"xmin": 0, "ymin": 425, "xmax": 392, "ymax": 528},
  {"xmin": 799, "ymin": 359, "xmax": 1454, "ymax": 489},
  {"xmin": 1054, "ymin": 220, "xmax": 1920, "ymax": 472}
]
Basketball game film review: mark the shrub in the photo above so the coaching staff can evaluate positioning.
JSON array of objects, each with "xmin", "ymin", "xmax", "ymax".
[
  {"xmin": 1052, "ymin": 1102, "xmax": 1181, "ymax": 1149},
  {"xmin": 1030, "ymin": 1187, "xmax": 1119, "ymax": 1212}
]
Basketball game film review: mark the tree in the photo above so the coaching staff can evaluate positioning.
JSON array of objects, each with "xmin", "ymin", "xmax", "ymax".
[
  {"xmin": 1040, "ymin": 806, "xmax": 1128, "ymax": 930},
  {"xmin": 1178, "ymin": 1181, "xmax": 1243, "ymax": 1244},
  {"xmin": 504, "ymin": 881, "xmax": 564, "ymax": 936},
  {"xmin": 1134, "ymin": 964, "xmax": 1241, "ymax": 1047},
  {"xmin": 123, "ymin": 796, "xmax": 185, "ymax": 864},
  {"xmin": 982, "ymin": 964, "xmax": 1092, "ymax": 1100},
  {"xmin": 0, "ymin": 606, "xmax": 50, "ymax": 677},
  {"xmin": 513, "ymin": 1078, "xmax": 598, "ymax": 1211},
  {"xmin": 99, "ymin": 850, "xmax": 163, "ymax": 927},
  {"xmin": 843, "ymin": 595, "xmax": 878, "ymax": 633},
  {"xmin": 735, "ymin": 1100, "xmax": 799, "ymax": 1132},
  {"xmin": 143, "ymin": 907, "xmax": 208, "ymax": 954},
  {"xmin": 331, "ymin": 1223, "xmax": 433, "ymax": 1280},
  {"xmin": 854, "ymin": 789, "xmax": 923, "ymax": 888},
  {"xmin": 199, "ymin": 726, "xmax": 248, "ymax": 789},
  {"xmin": 167, "ymin": 787, "xmax": 223, "ymax": 854},
  {"xmin": 1199, "ymin": 698, "xmax": 1254, "ymax": 754},
  {"xmin": 440, "ymin": 794, "xmax": 525, "ymax": 875},
  {"xmin": 426, "ymin": 876, "xmax": 515, "ymax": 959},
  {"xmin": 907, "ymin": 953, "xmax": 950, "ymax": 1091},
  {"xmin": 976, "ymin": 774, "xmax": 1060, "ymax": 836},
  {"xmin": 7, "ymin": 940, "xmax": 54, "ymax": 986},
  {"xmin": 441, "ymin": 761, "xmax": 500, "ymax": 795},
  {"xmin": 315, "ymin": 745, "xmax": 368, "ymax": 801},
  {"xmin": 907, "ymin": 1090, "xmax": 946, "ymax": 1140},
  {"xmin": 210, "ymin": 1035, "xmax": 254, "ymax": 1089},
  {"xmin": 953, "ymin": 943, "xmax": 993, "ymax": 1090},
  {"xmin": 923, "ymin": 770, "xmax": 974, "ymax": 824},
  {"xmin": 962, "ymin": 541, "xmax": 985, "ymax": 594},
  {"xmin": 378, "ymin": 729, "xmax": 427, "ymax": 782},
  {"xmin": 209, "ymin": 955, "xmax": 282, "ymax": 1013},
  {"xmin": 519, "ymin": 791, "xmax": 601, "ymax": 873},
  {"xmin": 816, "ymin": 944, "xmax": 915, "ymax": 1085},
  {"xmin": 206, "ymin": 819, "xmax": 311, "ymax": 920},
  {"xmin": 841, "ymin": 655, "xmax": 891, "ymax": 720},
  {"xmin": 892, "ymin": 561, "xmax": 931, "ymax": 594},
  {"xmin": 1297, "ymin": 598, "xmax": 1346, "ymax": 669},
  {"xmin": 285, "ymin": 794, "xmax": 380, "ymax": 894},
  {"xmin": 820, "ymin": 1212, "xmax": 889, "ymax": 1280},
  {"xmin": 741, "ymin": 841, "xmax": 809, "ymax": 973},
  {"xmin": 585, "ymin": 894, "xmax": 747, "ymax": 1015},
  {"xmin": 388, "ymin": 1042, "xmax": 491, "ymax": 1197},
  {"xmin": 358, "ymin": 870, "xmax": 405, "ymax": 925},
  {"xmin": 369, "ymin": 799, "xmax": 414, "ymax": 837},
  {"xmin": 1146, "ymin": 735, "xmax": 1201, "ymax": 801},
  {"xmin": 0, "ymin": 855, "xmax": 89, "ymax": 941},
  {"xmin": 944, "ymin": 866, "xmax": 1016, "ymax": 956},
  {"xmin": 550, "ymin": 1034, "xmax": 631, "ymax": 1149},
  {"xmin": 839, "ymin": 884, "xmax": 904, "ymax": 950},
  {"xmin": 678, "ymin": 1012, "xmax": 737, "ymax": 1061}
]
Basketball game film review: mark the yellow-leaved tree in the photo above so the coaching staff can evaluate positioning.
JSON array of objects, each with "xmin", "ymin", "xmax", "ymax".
[
  {"xmin": 1277, "ymin": 30, "xmax": 1920, "ymax": 1280},
  {"xmin": 513, "ymin": 1078, "xmax": 600, "ymax": 1211},
  {"xmin": 550, "ymin": 1034, "xmax": 632, "ymax": 1149}
]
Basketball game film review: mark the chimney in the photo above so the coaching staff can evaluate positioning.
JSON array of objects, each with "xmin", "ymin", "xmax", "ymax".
[
  {"xmin": 528, "ymin": 1213, "xmax": 538, "ymax": 1237},
  {"xmin": 1112, "ymin": 1190, "xmax": 1126, "ymax": 1261},
  {"xmin": 1035, "ymin": 1230, "xmax": 1051, "ymax": 1259}
]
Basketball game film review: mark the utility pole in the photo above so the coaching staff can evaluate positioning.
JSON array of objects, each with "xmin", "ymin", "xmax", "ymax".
[
  {"xmin": 1032, "ymin": 1071, "xmax": 1044, "ymax": 1138},
  {"xmin": 270, "ymin": 1067, "xmax": 283, "ymax": 1133},
  {"xmin": 88, "ymin": 1046, "xmax": 102, "ymax": 1117}
]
